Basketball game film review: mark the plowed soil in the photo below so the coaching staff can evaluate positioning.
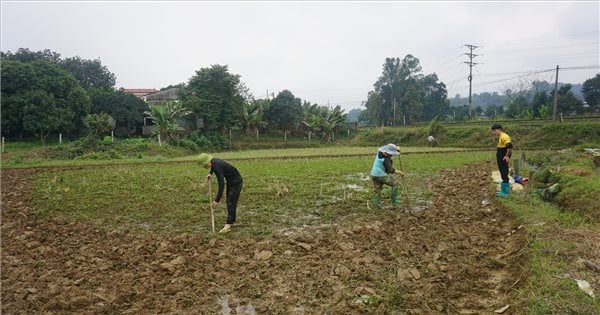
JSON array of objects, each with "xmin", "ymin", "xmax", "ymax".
[{"xmin": 2, "ymin": 162, "xmax": 526, "ymax": 314}]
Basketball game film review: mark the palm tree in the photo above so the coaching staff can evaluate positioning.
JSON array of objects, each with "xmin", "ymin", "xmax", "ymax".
[
  {"xmin": 144, "ymin": 101, "xmax": 192, "ymax": 142},
  {"xmin": 302, "ymin": 104, "xmax": 347, "ymax": 142},
  {"xmin": 320, "ymin": 105, "xmax": 347, "ymax": 142},
  {"xmin": 239, "ymin": 101, "xmax": 267, "ymax": 135}
]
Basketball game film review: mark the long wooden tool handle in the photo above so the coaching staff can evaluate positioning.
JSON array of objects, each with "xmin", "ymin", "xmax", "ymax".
[
  {"xmin": 208, "ymin": 177, "xmax": 215, "ymax": 233},
  {"xmin": 398, "ymin": 156, "xmax": 412, "ymax": 212}
]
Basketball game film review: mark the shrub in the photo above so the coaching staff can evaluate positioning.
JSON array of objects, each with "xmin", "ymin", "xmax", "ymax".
[{"xmin": 188, "ymin": 131, "xmax": 232, "ymax": 151}]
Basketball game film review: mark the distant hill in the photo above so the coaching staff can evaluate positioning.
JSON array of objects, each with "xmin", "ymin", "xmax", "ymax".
[{"xmin": 450, "ymin": 82, "xmax": 584, "ymax": 108}]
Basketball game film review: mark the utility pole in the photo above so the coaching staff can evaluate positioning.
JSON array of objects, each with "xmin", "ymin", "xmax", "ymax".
[
  {"xmin": 552, "ymin": 65, "xmax": 559, "ymax": 121},
  {"xmin": 464, "ymin": 44, "xmax": 479, "ymax": 118},
  {"xmin": 266, "ymin": 89, "xmax": 269, "ymax": 101}
]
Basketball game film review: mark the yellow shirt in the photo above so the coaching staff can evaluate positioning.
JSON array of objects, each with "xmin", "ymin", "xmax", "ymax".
[{"xmin": 497, "ymin": 132, "xmax": 511, "ymax": 148}]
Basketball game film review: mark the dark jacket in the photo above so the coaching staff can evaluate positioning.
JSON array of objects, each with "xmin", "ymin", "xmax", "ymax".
[
  {"xmin": 209, "ymin": 158, "xmax": 242, "ymax": 202},
  {"xmin": 378, "ymin": 151, "xmax": 396, "ymax": 174}
]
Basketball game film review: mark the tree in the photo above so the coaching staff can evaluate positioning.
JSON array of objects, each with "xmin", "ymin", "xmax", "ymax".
[
  {"xmin": 346, "ymin": 108, "xmax": 362, "ymax": 123},
  {"xmin": 505, "ymin": 95, "xmax": 528, "ymax": 118},
  {"xmin": 144, "ymin": 101, "xmax": 192, "ymax": 142},
  {"xmin": 1, "ymin": 60, "xmax": 90, "ymax": 139},
  {"xmin": 1, "ymin": 60, "xmax": 36, "ymax": 137},
  {"xmin": 2, "ymin": 48, "xmax": 116, "ymax": 91},
  {"xmin": 531, "ymin": 91, "xmax": 549, "ymax": 118},
  {"xmin": 319, "ymin": 105, "xmax": 347, "ymax": 142},
  {"xmin": 399, "ymin": 82, "xmax": 423, "ymax": 123},
  {"xmin": 1, "ymin": 48, "xmax": 61, "ymax": 64},
  {"xmin": 22, "ymin": 90, "xmax": 74, "ymax": 144},
  {"xmin": 582, "ymin": 74, "xmax": 600, "ymax": 110},
  {"xmin": 367, "ymin": 55, "xmax": 449, "ymax": 124},
  {"xmin": 421, "ymin": 74, "xmax": 450, "ymax": 121},
  {"xmin": 237, "ymin": 100, "xmax": 267, "ymax": 135},
  {"xmin": 484, "ymin": 105, "xmax": 499, "ymax": 118},
  {"xmin": 181, "ymin": 64, "xmax": 247, "ymax": 132},
  {"xmin": 264, "ymin": 90, "xmax": 303, "ymax": 131},
  {"xmin": 60, "ymin": 56, "xmax": 116, "ymax": 90},
  {"xmin": 91, "ymin": 90, "xmax": 149, "ymax": 135},
  {"xmin": 555, "ymin": 84, "xmax": 584, "ymax": 116},
  {"xmin": 301, "ymin": 104, "xmax": 346, "ymax": 142},
  {"xmin": 364, "ymin": 91, "xmax": 384, "ymax": 125},
  {"xmin": 84, "ymin": 113, "xmax": 112, "ymax": 148}
]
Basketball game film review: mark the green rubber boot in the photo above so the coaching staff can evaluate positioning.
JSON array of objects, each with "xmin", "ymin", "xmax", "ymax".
[
  {"xmin": 372, "ymin": 195, "xmax": 381, "ymax": 209},
  {"xmin": 496, "ymin": 182, "xmax": 510, "ymax": 197},
  {"xmin": 391, "ymin": 188, "xmax": 400, "ymax": 205}
]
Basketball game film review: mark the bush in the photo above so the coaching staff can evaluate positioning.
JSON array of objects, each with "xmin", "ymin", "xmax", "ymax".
[
  {"xmin": 177, "ymin": 139, "xmax": 200, "ymax": 152},
  {"xmin": 187, "ymin": 131, "xmax": 232, "ymax": 151}
]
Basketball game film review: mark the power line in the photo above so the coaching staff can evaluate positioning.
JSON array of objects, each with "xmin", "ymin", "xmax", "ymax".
[
  {"xmin": 483, "ymin": 30, "xmax": 600, "ymax": 49},
  {"xmin": 452, "ymin": 68, "xmax": 555, "ymax": 91},
  {"xmin": 422, "ymin": 52, "xmax": 464, "ymax": 74}
]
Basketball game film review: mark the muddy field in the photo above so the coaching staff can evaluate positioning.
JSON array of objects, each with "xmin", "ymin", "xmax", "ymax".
[{"xmin": 1, "ymin": 162, "xmax": 526, "ymax": 314}]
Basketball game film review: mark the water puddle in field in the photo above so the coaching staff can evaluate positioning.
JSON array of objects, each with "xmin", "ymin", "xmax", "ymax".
[
  {"xmin": 218, "ymin": 296, "xmax": 256, "ymax": 315},
  {"xmin": 346, "ymin": 184, "xmax": 367, "ymax": 192}
]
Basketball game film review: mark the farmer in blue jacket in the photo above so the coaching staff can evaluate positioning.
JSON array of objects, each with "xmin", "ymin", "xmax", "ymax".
[{"xmin": 370, "ymin": 143, "xmax": 404, "ymax": 208}]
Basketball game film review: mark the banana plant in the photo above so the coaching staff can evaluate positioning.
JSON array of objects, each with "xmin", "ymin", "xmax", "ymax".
[{"xmin": 144, "ymin": 101, "xmax": 192, "ymax": 142}]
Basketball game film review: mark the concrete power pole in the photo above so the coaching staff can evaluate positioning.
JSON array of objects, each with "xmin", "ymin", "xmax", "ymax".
[
  {"xmin": 464, "ymin": 44, "xmax": 479, "ymax": 118},
  {"xmin": 552, "ymin": 65, "xmax": 560, "ymax": 121}
]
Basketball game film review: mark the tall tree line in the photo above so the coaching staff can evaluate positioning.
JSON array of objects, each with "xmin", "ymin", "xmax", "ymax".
[
  {"xmin": 1, "ymin": 48, "xmax": 148, "ymax": 142},
  {"xmin": 364, "ymin": 55, "xmax": 451, "ymax": 126}
]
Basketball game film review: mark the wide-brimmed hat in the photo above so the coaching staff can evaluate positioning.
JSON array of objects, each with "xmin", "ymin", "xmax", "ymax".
[
  {"xmin": 197, "ymin": 153, "xmax": 213, "ymax": 166},
  {"xmin": 378, "ymin": 143, "xmax": 400, "ymax": 156}
]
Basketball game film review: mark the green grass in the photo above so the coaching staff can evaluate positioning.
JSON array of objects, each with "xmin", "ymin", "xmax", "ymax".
[
  {"xmin": 3, "ymin": 146, "xmax": 474, "ymax": 169},
  {"xmin": 32, "ymin": 151, "xmax": 490, "ymax": 236},
  {"xmin": 355, "ymin": 121, "xmax": 600, "ymax": 149},
  {"xmin": 500, "ymin": 194, "xmax": 600, "ymax": 314},
  {"xmin": 524, "ymin": 237, "xmax": 598, "ymax": 314},
  {"xmin": 501, "ymin": 148, "xmax": 600, "ymax": 313},
  {"xmin": 173, "ymin": 146, "xmax": 472, "ymax": 161}
]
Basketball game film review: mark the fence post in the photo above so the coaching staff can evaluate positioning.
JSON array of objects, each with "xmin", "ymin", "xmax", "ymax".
[
  {"xmin": 284, "ymin": 131, "xmax": 287, "ymax": 141},
  {"xmin": 158, "ymin": 134, "xmax": 162, "ymax": 146},
  {"xmin": 256, "ymin": 129, "xmax": 259, "ymax": 140},
  {"xmin": 111, "ymin": 130, "xmax": 114, "ymax": 142},
  {"xmin": 1, "ymin": 137, "xmax": 4, "ymax": 153},
  {"xmin": 229, "ymin": 129, "xmax": 232, "ymax": 141},
  {"xmin": 309, "ymin": 131, "xmax": 311, "ymax": 141},
  {"xmin": 59, "ymin": 133, "xmax": 62, "ymax": 144}
]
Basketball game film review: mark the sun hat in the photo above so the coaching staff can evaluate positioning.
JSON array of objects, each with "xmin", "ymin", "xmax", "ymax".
[
  {"xmin": 197, "ymin": 153, "xmax": 213, "ymax": 166},
  {"xmin": 378, "ymin": 143, "xmax": 400, "ymax": 156}
]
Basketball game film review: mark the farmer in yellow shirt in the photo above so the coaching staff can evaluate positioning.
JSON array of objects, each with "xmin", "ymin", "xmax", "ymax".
[{"xmin": 491, "ymin": 124, "xmax": 512, "ymax": 197}]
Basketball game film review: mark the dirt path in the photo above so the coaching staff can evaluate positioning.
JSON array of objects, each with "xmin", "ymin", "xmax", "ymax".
[{"xmin": 1, "ymin": 162, "xmax": 525, "ymax": 314}]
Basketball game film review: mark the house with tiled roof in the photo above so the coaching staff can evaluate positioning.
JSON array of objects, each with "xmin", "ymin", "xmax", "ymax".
[{"xmin": 122, "ymin": 88, "xmax": 158, "ymax": 101}]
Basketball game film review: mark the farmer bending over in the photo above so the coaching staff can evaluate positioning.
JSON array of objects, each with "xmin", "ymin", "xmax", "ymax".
[
  {"xmin": 198, "ymin": 153, "xmax": 244, "ymax": 233},
  {"xmin": 491, "ymin": 124, "xmax": 512, "ymax": 197},
  {"xmin": 370, "ymin": 143, "xmax": 404, "ymax": 208}
]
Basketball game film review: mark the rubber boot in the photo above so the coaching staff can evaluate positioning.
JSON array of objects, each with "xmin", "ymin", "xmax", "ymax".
[
  {"xmin": 391, "ymin": 188, "xmax": 400, "ymax": 205},
  {"xmin": 496, "ymin": 182, "xmax": 510, "ymax": 197},
  {"xmin": 372, "ymin": 195, "xmax": 381, "ymax": 209}
]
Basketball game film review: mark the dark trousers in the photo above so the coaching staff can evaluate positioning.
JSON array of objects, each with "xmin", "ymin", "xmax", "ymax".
[
  {"xmin": 496, "ymin": 150, "xmax": 510, "ymax": 183},
  {"xmin": 226, "ymin": 179, "xmax": 243, "ymax": 224}
]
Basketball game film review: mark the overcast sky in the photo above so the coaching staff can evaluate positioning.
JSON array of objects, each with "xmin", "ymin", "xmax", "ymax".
[{"xmin": 2, "ymin": 1, "xmax": 599, "ymax": 110}]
